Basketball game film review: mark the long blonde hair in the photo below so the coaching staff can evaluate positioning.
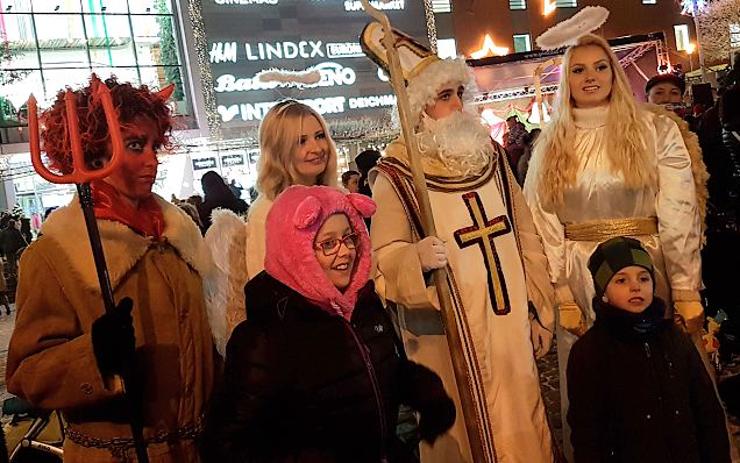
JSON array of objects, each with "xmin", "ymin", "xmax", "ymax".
[
  {"xmin": 257, "ymin": 100, "xmax": 338, "ymax": 200},
  {"xmin": 530, "ymin": 34, "xmax": 654, "ymax": 209}
]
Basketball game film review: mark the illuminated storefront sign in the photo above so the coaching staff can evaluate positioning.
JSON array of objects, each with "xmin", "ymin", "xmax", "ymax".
[
  {"xmin": 201, "ymin": 0, "xmax": 427, "ymax": 125},
  {"xmin": 222, "ymin": 154, "xmax": 246, "ymax": 166},
  {"xmin": 193, "ymin": 157, "xmax": 218, "ymax": 171}
]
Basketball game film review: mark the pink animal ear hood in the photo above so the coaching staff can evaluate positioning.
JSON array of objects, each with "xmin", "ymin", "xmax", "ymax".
[{"xmin": 264, "ymin": 185, "xmax": 376, "ymax": 320}]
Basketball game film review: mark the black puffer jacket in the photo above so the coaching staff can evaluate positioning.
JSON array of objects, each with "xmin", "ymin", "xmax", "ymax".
[
  {"xmin": 202, "ymin": 272, "xmax": 454, "ymax": 463},
  {"xmin": 567, "ymin": 299, "xmax": 731, "ymax": 463}
]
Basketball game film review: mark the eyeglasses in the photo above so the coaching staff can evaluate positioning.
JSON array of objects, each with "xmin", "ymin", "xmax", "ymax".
[{"xmin": 314, "ymin": 233, "xmax": 359, "ymax": 256}]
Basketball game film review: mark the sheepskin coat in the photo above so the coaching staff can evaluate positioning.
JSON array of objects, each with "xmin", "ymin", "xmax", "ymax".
[{"xmin": 6, "ymin": 194, "xmax": 217, "ymax": 463}]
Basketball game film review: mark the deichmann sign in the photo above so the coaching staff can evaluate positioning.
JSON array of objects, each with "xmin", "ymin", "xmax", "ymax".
[{"xmin": 201, "ymin": 0, "xmax": 428, "ymax": 125}]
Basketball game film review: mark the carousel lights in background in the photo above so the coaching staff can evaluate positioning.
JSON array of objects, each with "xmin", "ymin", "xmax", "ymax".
[
  {"xmin": 470, "ymin": 35, "xmax": 509, "ymax": 59},
  {"xmin": 528, "ymin": 102, "xmax": 551, "ymax": 124},
  {"xmin": 480, "ymin": 108, "xmax": 504, "ymax": 126},
  {"xmin": 543, "ymin": 0, "xmax": 557, "ymax": 16},
  {"xmin": 680, "ymin": 0, "xmax": 707, "ymax": 15}
]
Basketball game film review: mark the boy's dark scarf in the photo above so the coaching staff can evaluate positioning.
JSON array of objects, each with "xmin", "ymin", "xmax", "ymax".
[{"xmin": 593, "ymin": 297, "xmax": 669, "ymax": 341}]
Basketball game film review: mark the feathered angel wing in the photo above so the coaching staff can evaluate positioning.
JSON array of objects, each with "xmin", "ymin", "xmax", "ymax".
[{"xmin": 204, "ymin": 209, "xmax": 248, "ymax": 356}]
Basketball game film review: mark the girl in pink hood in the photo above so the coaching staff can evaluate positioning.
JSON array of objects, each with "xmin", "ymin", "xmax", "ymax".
[{"xmin": 202, "ymin": 185, "xmax": 454, "ymax": 463}]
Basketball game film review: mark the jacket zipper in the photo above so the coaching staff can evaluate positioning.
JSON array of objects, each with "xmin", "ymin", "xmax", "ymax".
[
  {"xmin": 643, "ymin": 340, "xmax": 675, "ymax": 461},
  {"xmin": 343, "ymin": 319, "xmax": 389, "ymax": 462}
]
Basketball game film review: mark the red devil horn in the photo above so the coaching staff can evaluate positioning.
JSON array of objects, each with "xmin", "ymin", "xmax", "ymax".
[
  {"xmin": 90, "ymin": 73, "xmax": 102, "ymax": 92},
  {"xmin": 156, "ymin": 84, "xmax": 176, "ymax": 102}
]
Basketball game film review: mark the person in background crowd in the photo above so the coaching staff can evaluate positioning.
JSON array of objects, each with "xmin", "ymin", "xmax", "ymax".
[
  {"xmin": 43, "ymin": 207, "xmax": 57, "ymax": 220},
  {"xmin": 517, "ymin": 127, "xmax": 541, "ymax": 185},
  {"xmin": 645, "ymin": 73, "xmax": 686, "ymax": 107},
  {"xmin": 524, "ymin": 33, "xmax": 706, "ymax": 460},
  {"xmin": 228, "ymin": 179, "xmax": 243, "ymax": 199},
  {"xmin": 0, "ymin": 219, "xmax": 27, "ymax": 272},
  {"xmin": 568, "ymin": 237, "xmax": 731, "ymax": 463},
  {"xmin": 503, "ymin": 116, "xmax": 528, "ymax": 170},
  {"xmin": 198, "ymin": 170, "xmax": 249, "ymax": 232},
  {"xmin": 205, "ymin": 100, "xmax": 338, "ymax": 355},
  {"xmin": 188, "ymin": 194, "xmax": 204, "ymax": 209},
  {"xmin": 0, "ymin": 258, "xmax": 11, "ymax": 315},
  {"xmin": 178, "ymin": 201, "xmax": 205, "ymax": 232},
  {"xmin": 5, "ymin": 76, "xmax": 216, "ymax": 463},
  {"xmin": 696, "ymin": 53, "xmax": 740, "ymax": 325},
  {"xmin": 19, "ymin": 217, "xmax": 32, "ymax": 244},
  {"xmin": 355, "ymin": 149, "xmax": 381, "ymax": 197},
  {"xmin": 202, "ymin": 185, "xmax": 455, "ymax": 462},
  {"xmin": 341, "ymin": 169, "xmax": 361, "ymax": 193}
]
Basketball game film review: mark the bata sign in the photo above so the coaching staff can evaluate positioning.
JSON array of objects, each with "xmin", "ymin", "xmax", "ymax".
[{"xmin": 201, "ymin": 0, "xmax": 428, "ymax": 125}]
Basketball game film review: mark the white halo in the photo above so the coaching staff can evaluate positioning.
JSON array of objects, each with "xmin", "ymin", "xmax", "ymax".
[{"xmin": 535, "ymin": 6, "xmax": 610, "ymax": 51}]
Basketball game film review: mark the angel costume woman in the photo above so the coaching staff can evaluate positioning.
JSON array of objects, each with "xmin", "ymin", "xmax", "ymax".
[
  {"xmin": 523, "ymin": 9, "xmax": 707, "ymax": 458},
  {"xmin": 205, "ymin": 100, "xmax": 338, "ymax": 354}
]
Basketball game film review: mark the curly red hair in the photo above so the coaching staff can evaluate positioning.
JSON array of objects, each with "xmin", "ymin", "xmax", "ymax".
[{"xmin": 39, "ymin": 75, "xmax": 173, "ymax": 174}]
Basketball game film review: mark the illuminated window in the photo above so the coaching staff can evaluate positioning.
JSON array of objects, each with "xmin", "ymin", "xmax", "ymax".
[
  {"xmin": 437, "ymin": 38, "xmax": 457, "ymax": 59},
  {"xmin": 0, "ymin": 0, "xmax": 188, "ymax": 136},
  {"xmin": 556, "ymin": 0, "xmax": 577, "ymax": 7},
  {"xmin": 731, "ymin": 23, "xmax": 740, "ymax": 49},
  {"xmin": 674, "ymin": 24, "xmax": 691, "ymax": 51},
  {"xmin": 642, "ymin": 0, "xmax": 657, "ymax": 4},
  {"xmin": 509, "ymin": 0, "xmax": 527, "ymax": 10},
  {"xmin": 431, "ymin": 0, "xmax": 451, "ymax": 13},
  {"xmin": 513, "ymin": 34, "xmax": 532, "ymax": 53}
]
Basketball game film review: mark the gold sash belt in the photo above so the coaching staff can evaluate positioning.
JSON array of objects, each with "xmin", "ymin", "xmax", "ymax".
[{"xmin": 564, "ymin": 217, "xmax": 658, "ymax": 242}]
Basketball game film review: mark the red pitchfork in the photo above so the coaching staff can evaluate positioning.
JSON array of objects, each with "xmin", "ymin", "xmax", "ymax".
[{"xmin": 27, "ymin": 75, "xmax": 149, "ymax": 463}]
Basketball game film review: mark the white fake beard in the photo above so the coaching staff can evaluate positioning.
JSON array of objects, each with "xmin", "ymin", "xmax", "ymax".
[{"xmin": 417, "ymin": 110, "xmax": 493, "ymax": 177}]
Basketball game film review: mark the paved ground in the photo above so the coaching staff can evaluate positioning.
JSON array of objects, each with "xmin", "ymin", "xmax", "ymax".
[{"xmin": 536, "ymin": 344, "xmax": 563, "ymax": 449}]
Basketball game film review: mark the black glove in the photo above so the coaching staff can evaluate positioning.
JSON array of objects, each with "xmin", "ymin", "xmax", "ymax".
[
  {"xmin": 91, "ymin": 297, "xmax": 135, "ymax": 378},
  {"xmin": 402, "ymin": 361, "xmax": 456, "ymax": 444},
  {"xmin": 418, "ymin": 393, "xmax": 456, "ymax": 444}
]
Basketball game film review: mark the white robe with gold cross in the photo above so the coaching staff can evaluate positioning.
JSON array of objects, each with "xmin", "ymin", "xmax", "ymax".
[{"xmin": 371, "ymin": 143, "xmax": 555, "ymax": 463}]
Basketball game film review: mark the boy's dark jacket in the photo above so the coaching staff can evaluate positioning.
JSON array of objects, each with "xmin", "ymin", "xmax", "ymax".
[
  {"xmin": 202, "ymin": 272, "xmax": 454, "ymax": 462},
  {"xmin": 567, "ymin": 298, "xmax": 731, "ymax": 463}
]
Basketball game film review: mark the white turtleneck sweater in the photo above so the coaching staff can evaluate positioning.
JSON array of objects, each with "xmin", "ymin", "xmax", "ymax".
[{"xmin": 525, "ymin": 104, "xmax": 702, "ymax": 323}]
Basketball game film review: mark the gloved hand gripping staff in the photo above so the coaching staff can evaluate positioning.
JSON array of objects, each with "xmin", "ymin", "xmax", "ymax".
[{"xmin": 27, "ymin": 76, "xmax": 150, "ymax": 463}]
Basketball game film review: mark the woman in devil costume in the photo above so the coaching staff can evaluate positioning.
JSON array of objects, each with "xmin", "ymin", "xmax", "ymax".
[{"xmin": 6, "ymin": 76, "xmax": 217, "ymax": 463}]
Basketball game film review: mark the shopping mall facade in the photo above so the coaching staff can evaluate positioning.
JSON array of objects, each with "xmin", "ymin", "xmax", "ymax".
[{"xmin": 0, "ymin": 0, "xmax": 456, "ymax": 216}]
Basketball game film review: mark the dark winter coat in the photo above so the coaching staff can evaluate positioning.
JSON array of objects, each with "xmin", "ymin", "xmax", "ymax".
[
  {"xmin": 567, "ymin": 299, "xmax": 731, "ymax": 463},
  {"xmin": 198, "ymin": 171, "xmax": 249, "ymax": 232},
  {"xmin": 202, "ymin": 272, "xmax": 454, "ymax": 463},
  {"xmin": 0, "ymin": 227, "xmax": 26, "ymax": 260}
]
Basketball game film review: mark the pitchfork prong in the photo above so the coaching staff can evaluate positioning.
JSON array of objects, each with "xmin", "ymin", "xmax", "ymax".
[{"xmin": 25, "ymin": 74, "xmax": 125, "ymax": 185}]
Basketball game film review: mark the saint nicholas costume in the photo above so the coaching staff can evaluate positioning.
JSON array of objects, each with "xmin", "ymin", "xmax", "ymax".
[{"xmin": 362, "ymin": 24, "xmax": 557, "ymax": 463}]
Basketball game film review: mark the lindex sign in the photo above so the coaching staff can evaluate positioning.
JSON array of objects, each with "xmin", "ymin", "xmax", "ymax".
[{"xmin": 201, "ymin": 0, "xmax": 428, "ymax": 126}]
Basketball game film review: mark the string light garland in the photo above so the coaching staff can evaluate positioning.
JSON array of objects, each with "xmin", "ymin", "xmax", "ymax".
[
  {"xmin": 184, "ymin": 0, "xmax": 436, "ymax": 138},
  {"xmin": 187, "ymin": 0, "xmax": 220, "ymax": 136},
  {"xmin": 422, "ymin": 0, "xmax": 439, "ymax": 53}
]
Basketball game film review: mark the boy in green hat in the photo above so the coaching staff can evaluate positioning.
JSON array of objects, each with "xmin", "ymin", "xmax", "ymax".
[{"xmin": 566, "ymin": 237, "xmax": 731, "ymax": 463}]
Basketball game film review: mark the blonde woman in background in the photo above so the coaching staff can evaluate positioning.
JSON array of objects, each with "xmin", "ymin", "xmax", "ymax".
[
  {"xmin": 523, "ymin": 33, "xmax": 705, "ymax": 459},
  {"xmin": 206, "ymin": 100, "xmax": 338, "ymax": 355}
]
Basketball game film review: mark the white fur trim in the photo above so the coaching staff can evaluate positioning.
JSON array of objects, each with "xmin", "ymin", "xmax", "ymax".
[
  {"xmin": 204, "ymin": 209, "xmax": 248, "ymax": 356},
  {"xmin": 40, "ymin": 194, "xmax": 216, "ymax": 294},
  {"xmin": 535, "ymin": 6, "xmax": 609, "ymax": 51},
  {"xmin": 406, "ymin": 58, "xmax": 477, "ymax": 124}
]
